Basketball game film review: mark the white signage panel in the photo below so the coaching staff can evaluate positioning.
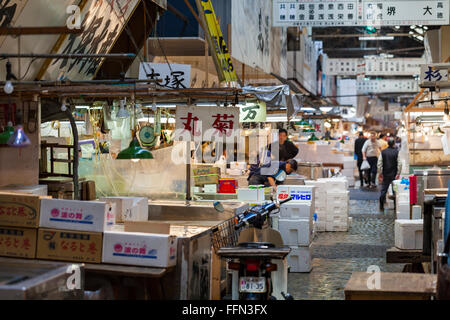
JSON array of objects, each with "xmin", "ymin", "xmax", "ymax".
[
  {"xmin": 273, "ymin": 0, "xmax": 449, "ymax": 27},
  {"xmin": 326, "ymin": 58, "xmax": 424, "ymax": 76},
  {"xmin": 175, "ymin": 106, "xmax": 240, "ymax": 141},
  {"xmin": 356, "ymin": 79, "xmax": 418, "ymax": 93},
  {"xmin": 139, "ymin": 62, "xmax": 191, "ymax": 89},
  {"xmin": 419, "ymin": 64, "xmax": 450, "ymax": 85}
]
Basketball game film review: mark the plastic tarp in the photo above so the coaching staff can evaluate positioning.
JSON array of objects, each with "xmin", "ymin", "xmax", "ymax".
[{"xmin": 241, "ymin": 85, "xmax": 305, "ymax": 119}]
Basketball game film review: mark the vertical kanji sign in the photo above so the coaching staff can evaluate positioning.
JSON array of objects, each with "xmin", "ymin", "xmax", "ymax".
[{"xmin": 175, "ymin": 106, "xmax": 240, "ymax": 141}]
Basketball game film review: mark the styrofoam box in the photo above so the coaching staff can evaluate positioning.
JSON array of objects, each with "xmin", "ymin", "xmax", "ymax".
[
  {"xmin": 326, "ymin": 222, "xmax": 348, "ymax": 232},
  {"xmin": 204, "ymin": 184, "xmax": 218, "ymax": 193},
  {"xmin": 102, "ymin": 231, "xmax": 177, "ymax": 267},
  {"xmin": 327, "ymin": 191, "xmax": 349, "ymax": 202},
  {"xmin": 341, "ymin": 169, "xmax": 354, "ymax": 177},
  {"xmin": 315, "ymin": 221, "xmax": 326, "ymax": 232},
  {"xmin": 278, "ymin": 218, "xmax": 312, "ymax": 246},
  {"xmin": 277, "ymin": 185, "xmax": 315, "ymax": 203},
  {"xmin": 395, "ymin": 219, "xmax": 423, "ymax": 250},
  {"xmin": 327, "ymin": 202, "xmax": 349, "ymax": 214},
  {"xmin": 271, "ymin": 214, "xmax": 279, "ymax": 231},
  {"xmin": 343, "ymin": 159, "xmax": 356, "ymax": 169},
  {"xmin": 397, "ymin": 193, "xmax": 409, "ymax": 203},
  {"xmin": 319, "ymin": 178, "xmax": 349, "ymax": 191},
  {"xmin": 412, "ymin": 205, "xmax": 422, "ymax": 220},
  {"xmin": 396, "ymin": 202, "xmax": 410, "ymax": 220},
  {"xmin": 238, "ymin": 188, "xmax": 265, "ymax": 202},
  {"xmin": 227, "ymin": 169, "xmax": 242, "ymax": 176},
  {"xmin": 230, "ymin": 162, "xmax": 247, "ymax": 170},
  {"xmin": 287, "ymin": 245, "xmax": 312, "ymax": 273},
  {"xmin": 280, "ymin": 202, "xmax": 313, "ymax": 220},
  {"xmin": 40, "ymin": 198, "xmax": 115, "ymax": 233},
  {"xmin": 100, "ymin": 197, "xmax": 148, "ymax": 222}
]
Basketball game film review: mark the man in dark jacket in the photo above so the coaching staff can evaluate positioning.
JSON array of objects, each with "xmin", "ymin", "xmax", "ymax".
[
  {"xmin": 378, "ymin": 138, "xmax": 402, "ymax": 211},
  {"xmin": 269, "ymin": 129, "xmax": 299, "ymax": 161},
  {"xmin": 248, "ymin": 159, "xmax": 298, "ymax": 191},
  {"xmin": 354, "ymin": 132, "xmax": 367, "ymax": 188}
]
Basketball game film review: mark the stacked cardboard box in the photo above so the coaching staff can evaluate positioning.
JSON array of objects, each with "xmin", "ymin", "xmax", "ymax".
[
  {"xmin": 0, "ymin": 193, "xmax": 45, "ymax": 259},
  {"xmin": 278, "ymin": 201, "xmax": 314, "ymax": 273}
]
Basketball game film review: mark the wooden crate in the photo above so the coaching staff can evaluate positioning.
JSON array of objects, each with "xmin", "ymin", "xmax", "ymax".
[{"xmin": 344, "ymin": 272, "xmax": 437, "ymax": 300}]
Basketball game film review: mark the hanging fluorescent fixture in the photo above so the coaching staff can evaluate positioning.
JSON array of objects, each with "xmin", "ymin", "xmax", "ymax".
[
  {"xmin": 116, "ymin": 137, "xmax": 153, "ymax": 160},
  {"xmin": 358, "ymin": 36, "xmax": 394, "ymax": 41},
  {"xmin": 116, "ymin": 99, "xmax": 130, "ymax": 118}
]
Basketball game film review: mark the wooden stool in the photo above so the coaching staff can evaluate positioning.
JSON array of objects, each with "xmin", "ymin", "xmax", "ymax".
[{"xmin": 344, "ymin": 272, "xmax": 437, "ymax": 300}]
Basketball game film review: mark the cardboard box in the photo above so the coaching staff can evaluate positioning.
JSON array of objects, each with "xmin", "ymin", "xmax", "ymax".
[
  {"xmin": 124, "ymin": 221, "xmax": 170, "ymax": 234},
  {"xmin": 287, "ymin": 245, "xmax": 312, "ymax": 273},
  {"xmin": 0, "ymin": 226, "xmax": 37, "ymax": 258},
  {"xmin": 99, "ymin": 197, "xmax": 148, "ymax": 223},
  {"xmin": 37, "ymin": 228, "xmax": 103, "ymax": 263},
  {"xmin": 102, "ymin": 231, "xmax": 177, "ymax": 267},
  {"xmin": 0, "ymin": 193, "xmax": 43, "ymax": 228},
  {"xmin": 192, "ymin": 167, "xmax": 220, "ymax": 186},
  {"xmin": 280, "ymin": 202, "xmax": 313, "ymax": 220},
  {"xmin": 278, "ymin": 218, "xmax": 312, "ymax": 246},
  {"xmin": 395, "ymin": 219, "xmax": 423, "ymax": 250},
  {"xmin": 40, "ymin": 198, "xmax": 115, "ymax": 233}
]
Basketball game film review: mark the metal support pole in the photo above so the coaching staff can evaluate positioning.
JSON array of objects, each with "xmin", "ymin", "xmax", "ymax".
[{"xmin": 64, "ymin": 109, "xmax": 79, "ymax": 200}]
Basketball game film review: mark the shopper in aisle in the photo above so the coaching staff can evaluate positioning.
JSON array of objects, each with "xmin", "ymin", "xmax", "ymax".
[
  {"xmin": 269, "ymin": 128, "xmax": 299, "ymax": 161},
  {"xmin": 378, "ymin": 137, "xmax": 402, "ymax": 211},
  {"xmin": 362, "ymin": 132, "xmax": 382, "ymax": 189},
  {"xmin": 354, "ymin": 131, "xmax": 368, "ymax": 188},
  {"xmin": 378, "ymin": 133, "xmax": 389, "ymax": 151},
  {"xmin": 248, "ymin": 159, "xmax": 298, "ymax": 191}
]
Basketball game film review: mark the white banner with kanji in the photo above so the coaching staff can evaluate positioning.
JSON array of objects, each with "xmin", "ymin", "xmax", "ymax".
[{"xmin": 174, "ymin": 106, "xmax": 240, "ymax": 141}]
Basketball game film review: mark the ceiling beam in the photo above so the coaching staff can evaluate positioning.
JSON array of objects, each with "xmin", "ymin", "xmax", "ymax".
[{"xmin": 0, "ymin": 27, "xmax": 83, "ymax": 35}]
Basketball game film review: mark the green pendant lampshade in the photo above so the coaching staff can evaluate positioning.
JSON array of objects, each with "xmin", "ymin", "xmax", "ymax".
[
  {"xmin": 116, "ymin": 137, "xmax": 153, "ymax": 159},
  {"xmin": 0, "ymin": 122, "xmax": 15, "ymax": 145}
]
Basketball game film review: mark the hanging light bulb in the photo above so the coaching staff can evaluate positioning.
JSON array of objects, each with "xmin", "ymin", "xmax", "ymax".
[
  {"xmin": 324, "ymin": 121, "xmax": 332, "ymax": 128},
  {"xmin": 7, "ymin": 125, "xmax": 31, "ymax": 147},
  {"xmin": 3, "ymin": 80, "xmax": 13, "ymax": 94},
  {"xmin": 4, "ymin": 61, "xmax": 16, "ymax": 95},
  {"xmin": 116, "ymin": 99, "xmax": 130, "ymax": 118}
]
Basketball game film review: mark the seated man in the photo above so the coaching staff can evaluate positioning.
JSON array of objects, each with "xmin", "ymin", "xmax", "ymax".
[{"xmin": 248, "ymin": 159, "xmax": 298, "ymax": 191}]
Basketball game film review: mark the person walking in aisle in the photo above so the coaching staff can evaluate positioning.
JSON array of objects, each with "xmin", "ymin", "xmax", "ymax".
[
  {"xmin": 362, "ymin": 132, "xmax": 381, "ymax": 189},
  {"xmin": 378, "ymin": 138, "xmax": 402, "ymax": 211},
  {"xmin": 378, "ymin": 133, "xmax": 389, "ymax": 151},
  {"xmin": 354, "ymin": 131, "xmax": 367, "ymax": 188}
]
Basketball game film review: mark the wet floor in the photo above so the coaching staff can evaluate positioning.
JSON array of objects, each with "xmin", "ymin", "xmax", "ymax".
[{"xmin": 288, "ymin": 187, "xmax": 405, "ymax": 300}]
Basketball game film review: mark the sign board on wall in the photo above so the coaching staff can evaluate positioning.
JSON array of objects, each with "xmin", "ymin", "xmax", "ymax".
[
  {"xmin": 175, "ymin": 106, "xmax": 240, "ymax": 141},
  {"xmin": 326, "ymin": 58, "xmax": 424, "ymax": 76},
  {"xmin": 357, "ymin": 79, "xmax": 418, "ymax": 93},
  {"xmin": 139, "ymin": 62, "xmax": 191, "ymax": 89},
  {"xmin": 273, "ymin": 0, "xmax": 449, "ymax": 27},
  {"xmin": 239, "ymin": 102, "xmax": 267, "ymax": 123},
  {"xmin": 419, "ymin": 64, "xmax": 450, "ymax": 85}
]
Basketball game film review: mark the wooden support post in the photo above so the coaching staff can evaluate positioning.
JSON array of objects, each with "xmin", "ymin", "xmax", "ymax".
[{"xmin": 210, "ymin": 250, "xmax": 221, "ymax": 300}]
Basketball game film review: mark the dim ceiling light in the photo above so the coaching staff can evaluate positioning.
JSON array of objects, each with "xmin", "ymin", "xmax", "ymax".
[{"xmin": 358, "ymin": 36, "xmax": 394, "ymax": 41}]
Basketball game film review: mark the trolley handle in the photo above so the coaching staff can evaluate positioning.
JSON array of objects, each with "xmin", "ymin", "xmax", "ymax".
[{"xmin": 279, "ymin": 197, "xmax": 293, "ymax": 205}]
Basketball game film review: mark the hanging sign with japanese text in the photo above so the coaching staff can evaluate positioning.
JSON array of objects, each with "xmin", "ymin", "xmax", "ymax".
[
  {"xmin": 139, "ymin": 62, "xmax": 191, "ymax": 89},
  {"xmin": 273, "ymin": 0, "xmax": 449, "ymax": 27},
  {"xmin": 420, "ymin": 64, "xmax": 450, "ymax": 86},
  {"xmin": 326, "ymin": 58, "xmax": 424, "ymax": 76},
  {"xmin": 175, "ymin": 106, "xmax": 240, "ymax": 141},
  {"xmin": 239, "ymin": 102, "xmax": 267, "ymax": 123},
  {"xmin": 357, "ymin": 79, "xmax": 418, "ymax": 93}
]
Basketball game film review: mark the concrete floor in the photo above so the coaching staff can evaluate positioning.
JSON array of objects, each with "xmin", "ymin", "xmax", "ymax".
[{"xmin": 288, "ymin": 187, "xmax": 405, "ymax": 300}]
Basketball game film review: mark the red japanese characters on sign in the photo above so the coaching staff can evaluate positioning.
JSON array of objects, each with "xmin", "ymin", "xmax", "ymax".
[{"xmin": 175, "ymin": 106, "xmax": 240, "ymax": 141}]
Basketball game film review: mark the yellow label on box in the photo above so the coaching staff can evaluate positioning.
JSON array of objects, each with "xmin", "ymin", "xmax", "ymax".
[
  {"xmin": 0, "ymin": 226, "xmax": 37, "ymax": 259},
  {"xmin": 37, "ymin": 228, "xmax": 103, "ymax": 263}
]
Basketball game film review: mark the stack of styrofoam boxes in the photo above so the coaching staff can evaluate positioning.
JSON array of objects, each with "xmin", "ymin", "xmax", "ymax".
[
  {"xmin": 341, "ymin": 156, "xmax": 356, "ymax": 187},
  {"xmin": 318, "ymin": 177, "xmax": 350, "ymax": 232},
  {"xmin": 237, "ymin": 187, "xmax": 267, "ymax": 205},
  {"xmin": 276, "ymin": 186, "xmax": 315, "ymax": 273},
  {"xmin": 227, "ymin": 162, "xmax": 247, "ymax": 176},
  {"xmin": 395, "ymin": 219, "xmax": 423, "ymax": 249},
  {"xmin": 393, "ymin": 180, "xmax": 410, "ymax": 219},
  {"xmin": 305, "ymin": 180, "xmax": 327, "ymax": 232}
]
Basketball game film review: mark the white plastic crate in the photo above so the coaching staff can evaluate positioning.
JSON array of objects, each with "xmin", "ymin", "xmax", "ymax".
[
  {"xmin": 278, "ymin": 218, "xmax": 312, "ymax": 246},
  {"xmin": 287, "ymin": 245, "xmax": 312, "ymax": 273},
  {"xmin": 412, "ymin": 205, "xmax": 422, "ymax": 220},
  {"xmin": 341, "ymin": 169, "xmax": 354, "ymax": 177},
  {"xmin": 237, "ymin": 188, "xmax": 265, "ymax": 202},
  {"xmin": 327, "ymin": 191, "xmax": 350, "ymax": 202},
  {"xmin": 395, "ymin": 219, "xmax": 423, "ymax": 250},
  {"xmin": 203, "ymin": 184, "xmax": 217, "ymax": 193},
  {"xmin": 280, "ymin": 202, "xmax": 313, "ymax": 220}
]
